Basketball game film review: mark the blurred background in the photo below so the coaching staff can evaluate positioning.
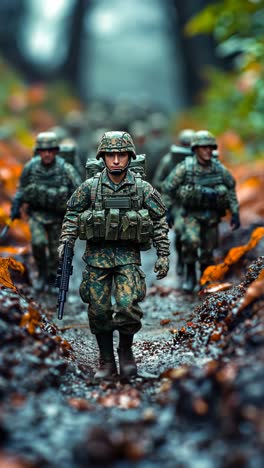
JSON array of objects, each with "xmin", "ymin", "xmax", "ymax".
[{"xmin": 1, "ymin": 0, "xmax": 264, "ymax": 249}]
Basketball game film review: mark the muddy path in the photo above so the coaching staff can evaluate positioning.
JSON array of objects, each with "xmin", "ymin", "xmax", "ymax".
[{"xmin": 0, "ymin": 227, "xmax": 264, "ymax": 467}]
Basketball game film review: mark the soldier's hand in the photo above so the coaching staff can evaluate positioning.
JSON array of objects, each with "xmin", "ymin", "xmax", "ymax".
[
  {"xmin": 230, "ymin": 213, "xmax": 240, "ymax": 231},
  {"xmin": 10, "ymin": 202, "xmax": 21, "ymax": 220},
  {"xmin": 58, "ymin": 243, "xmax": 65, "ymax": 259},
  {"xmin": 154, "ymin": 256, "xmax": 169, "ymax": 279}
]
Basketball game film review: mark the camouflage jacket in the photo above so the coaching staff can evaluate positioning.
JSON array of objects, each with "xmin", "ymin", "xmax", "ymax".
[
  {"xmin": 17, "ymin": 155, "xmax": 82, "ymax": 223},
  {"xmin": 162, "ymin": 156, "xmax": 239, "ymax": 223},
  {"xmin": 153, "ymin": 145, "xmax": 192, "ymax": 192},
  {"xmin": 60, "ymin": 168, "xmax": 170, "ymax": 267}
]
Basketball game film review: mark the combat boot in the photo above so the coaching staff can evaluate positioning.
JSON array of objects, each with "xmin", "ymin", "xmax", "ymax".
[
  {"xmin": 94, "ymin": 332, "xmax": 117, "ymax": 380},
  {"xmin": 118, "ymin": 333, "xmax": 137, "ymax": 379},
  {"xmin": 34, "ymin": 274, "xmax": 46, "ymax": 292},
  {"xmin": 47, "ymin": 274, "xmax": 57, "ymax": 294},
  {"xmin": 176, "ymin": 247, "xmax": 184, "ymax": 276},
  {"xmin": 182, "ymin": 263, "xmax": 196, "ymax": 293},
  {"xmin": 32, "ymin": 246, "xmax": 47, "ymax": 292}
]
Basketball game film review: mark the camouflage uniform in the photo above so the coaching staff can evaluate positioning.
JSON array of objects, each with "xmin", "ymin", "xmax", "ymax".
[
  {"xmin": 59, "ymin": 130, "xmax": 170, "ymax": 379},
  {"xmin": 60, "ymin": 168, "xmax": 169, "ymax": 334},
  {"xmin": 14, "ymin": 132, "xmax": 81, "ymax": 289},
  {"xmin": 153, "ymin": 129, "xmax": 195, "ymax": 276},
  {"xmin": 163, "ymin": 130, "xmax": 239, "ymax": 292}
]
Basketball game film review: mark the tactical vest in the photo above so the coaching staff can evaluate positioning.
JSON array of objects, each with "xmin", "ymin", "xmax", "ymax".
[
  {"xmin": 180, "ymin": 157, "xmax": 230, "ymax": 211},
  {"xmin": 78, "ymin": 171, "xmax": 153, "ymax": 248},
  {"xmin": 23, "ymin": 156, "xmax": 72, "ymax": 213}
]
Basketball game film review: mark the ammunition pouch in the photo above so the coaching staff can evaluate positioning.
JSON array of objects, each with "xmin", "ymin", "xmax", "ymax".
[
  {"xmin": 106, "ymin": 209, "xmax": 119, "ymax": 240},
  {"xmin": 179, "ymin": 184, "xmax": 203, "ymax": 208},
  {"xmin": 23, "ymin": 183, "xmax": 70, "ymax": 213},
  {"xmin": 78, "ymin": 208, "xmax": 153, "ymax": 244}
]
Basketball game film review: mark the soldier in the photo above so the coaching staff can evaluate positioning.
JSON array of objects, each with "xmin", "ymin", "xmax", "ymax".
[
  {"xmin": 11, "ymin": 132, "xmax": 81, "ymax": 292},
  {"xmin": 129, "ymin": 120, "xmax": 149, "ymax": 157},
  {"xmin": 153, "ymin": 129, "xmax": 195, "ymax": 275},
  {"xmin": 162, "ymin": 130, "xmax": 240, "ymax": 293},
  {"xmin": 58, "ymin": 131, "xmax": 170, "ymax": 380},
  {"xmin": 153, "ymin": 129, "xmax": 195, "ymax": 191},
  {"xmin": 145, "ymin": 112, "xmax": 171, "ymax": 184},
  {"xmin": 59, "ymin": 139, "xmax": 84, "ymax": 180}
]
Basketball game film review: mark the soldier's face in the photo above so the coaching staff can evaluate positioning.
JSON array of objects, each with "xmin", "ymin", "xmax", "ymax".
[
  {"xmin": 195, "ymin": 145, "xmax": 213, "ymax": 165},
  {"xmin": 39, "ymin": 148, "xmax": 57, "ymax": 165},
  {"xmin": 104, "ymin": 152, "xmax": 129, "ymax": 171}
]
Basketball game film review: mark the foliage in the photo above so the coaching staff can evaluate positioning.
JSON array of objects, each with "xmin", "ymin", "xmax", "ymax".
[
  {"xmin": 200, "ymin": 226, "xmax": 264, "ymax": 285},
  {"xmin": 182, "ymin": 0, "xmax": 264, "ymax": 156}
]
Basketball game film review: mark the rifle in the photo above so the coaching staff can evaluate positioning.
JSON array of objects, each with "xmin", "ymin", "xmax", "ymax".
[
  {"xmin": 55, "ymin": 241, "xmax": 74, "ymax": 320},
  {"xmin": 0, "ymin": 218, "xmax": 13, "ymax": 239},
  {"xmin": 0, "ymin": 193, "xmax": 23, "ymax": 239}
]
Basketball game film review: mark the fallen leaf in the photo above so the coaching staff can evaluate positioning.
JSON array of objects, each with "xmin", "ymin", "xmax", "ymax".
[
  {"xmin": 160, "ymin": 319, "xmax": 171, "ymax": 326},
  {"xmin": 0, "ymin": 256, "xmax": 24, "ymax": 290}
]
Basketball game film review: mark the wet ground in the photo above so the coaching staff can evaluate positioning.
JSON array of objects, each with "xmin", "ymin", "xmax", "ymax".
[{"xmin": 0, "ymin": 227, "xmax": 264, "ymax": 467}]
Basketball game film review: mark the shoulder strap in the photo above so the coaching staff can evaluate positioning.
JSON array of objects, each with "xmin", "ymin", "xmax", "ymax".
[
  {"xmin": 134, "ymin": 175, "xmax": 144, "ymax": 207},
  {"xmin": 91, "ymin": 173, "xmax": 102, "ymax": 209},
  {"xmin": 184, "ymin": 156, "xmax": 194, "ymax": 184}
]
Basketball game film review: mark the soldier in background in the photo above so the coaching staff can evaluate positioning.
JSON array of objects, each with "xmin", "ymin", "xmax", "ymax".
[
  {"xmin": 162, "ymin": 130, "xmax": 240, "ymax": 293},
  {"xmin": 129, "ymin": 120, "xmax": 149, "ymax": 158},
  {"xmin": 58, "ymin": 131, "xmax": 170, "ymax": 380},
  {"xmin": 11, "ymin": 132, "xmax": 81, "ymax": 292},
  {"xmin": 145, "ymin": 112, "xmax": 171, "ymax": 184},
  {"xmin": 59, "ymin": 139, "xmax": 84, "ymax": 180},
  {"xmin": 153, "ymin": 129, "xmax": 195, "ymax": 276}
]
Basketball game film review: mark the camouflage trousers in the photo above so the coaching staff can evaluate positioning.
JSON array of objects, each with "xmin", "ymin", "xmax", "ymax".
[
  {"xmin": 79, "ymin": 263, "xmax": 146, "ymax": 335},
  {"xmin": 29, "ymin": 218, "xmax": 62, "ymax": 277},
  {"xmin": 181, "ymin": 215, "xmax": 218, "ymax": 265}
]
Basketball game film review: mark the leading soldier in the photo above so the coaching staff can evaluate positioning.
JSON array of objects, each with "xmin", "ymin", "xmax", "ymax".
[
  {"xmin": 58, "ymin": 131, "xmax": 170, "ymax": 380},
  {"xmin": 162, "ymin": 130, "xmax": 240, "ymax": 293},
  {"xmin": 11, "ymin": 132, "xmax": 82, "ymax": 292}
]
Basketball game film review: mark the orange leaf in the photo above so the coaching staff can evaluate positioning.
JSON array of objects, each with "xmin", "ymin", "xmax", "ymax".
[
  {"xmin": 200, "ymin": 227, "xmax": 264, "ymax": 285},
  {"xmin": 20, "ymin": 304, "xmax": 41, "ymax": 334},
  {"xmin": 199, "ymin": 282, "xmax": 233, "ymax": 294},
  {"xmin": 160, "ymin": 319, "xmax": 171, "ymax": 326},
  {"xmin": 0, "ymin": 245, "xmax": 30, "ymax": 256},
  {"xmin": 0, "ymin": 256, "xmax": 24, "ymax": 290}
]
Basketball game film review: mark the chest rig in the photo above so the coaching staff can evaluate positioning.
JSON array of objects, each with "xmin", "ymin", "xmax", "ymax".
[
  {"xmin": 78, "ymin": 172, "xmax": 153, "ymax": 246},
  {"xmin": 23, "ymin": 157, "xmax": 71, "ymax": 212},
  {"xmin": 180, "ymin": 157, "xmax": 230, "ymax": 216},
  {"xmin": 184, "ymin": 157, "xmax": 224, "ymax": 187}
]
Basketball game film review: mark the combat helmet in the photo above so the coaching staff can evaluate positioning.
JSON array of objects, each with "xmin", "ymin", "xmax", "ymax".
[
  {"xmin": 178, "ymin": 129, "xmax": 195, "ymax": 147},
  {"xmin": 49, "ymin": 126, "xmax": 69, "ymax": 143},
  {"xmin": 35, "ymin": 132, "xmax": 59, "ymax": 151},
  {"xmin": 191, "ymin": 130, "xmax": 217, "ymax": 150},
  {"xmin": 59, "ymin": 140, "xmax": 76, "ymax": 165},
  {"xmin": 96, "ymin": 131, "xmax": 136, "ymax": 160}
]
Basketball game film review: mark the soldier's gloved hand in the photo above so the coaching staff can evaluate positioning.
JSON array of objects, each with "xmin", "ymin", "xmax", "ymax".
[
  {"xmin": 58, "ymin": 243, "xmax": 65, "ymax": 259},
  {"xmin": 230, "ymin": 213, "xmax": 240, "ymax": 231},
  {"xmin": 154, "ymin": 256, "xmax": 169, "ymax": 280},
  {"xmin": 201, "ymin": 187, "xmax": 217, "ymax": 205},
  {"xmin": 166, "ymin": 208, "xmax": 174, "ymax": 228}
]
